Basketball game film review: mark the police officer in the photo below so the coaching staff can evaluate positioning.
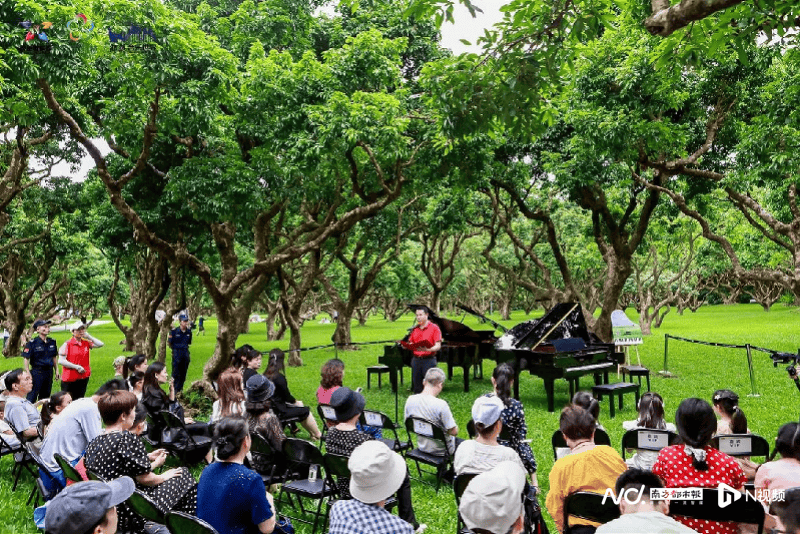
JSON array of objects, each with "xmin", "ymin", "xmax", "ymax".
[
  {"xmin": 168, "ymin": 315, "xmax": 192, "ymax": 393},
  {"xmin": 22, "ymin": 319, "xmax": 59, "ymax": 403}
]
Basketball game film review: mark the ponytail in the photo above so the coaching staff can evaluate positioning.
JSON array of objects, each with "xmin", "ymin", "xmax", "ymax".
[
  {"xmin": 730, "ymin": 405, "xmax": 748, "ymax": 434},
  {"xmin": 637, "ymin": 392, "xmax": 666, "ymax": 430},
  {"xmin": 492, "ymin": 363, "xmax": 514, "ymax": 406}
]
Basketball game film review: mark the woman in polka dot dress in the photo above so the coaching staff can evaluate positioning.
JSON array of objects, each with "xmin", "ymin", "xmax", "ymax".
[{"xmin": 653, "ymin": 398, "xmax": 746, "ymax": 534}]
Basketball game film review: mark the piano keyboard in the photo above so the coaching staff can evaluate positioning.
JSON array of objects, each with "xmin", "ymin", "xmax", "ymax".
[
  {"xmin": 563, "ymin": 361, "xmax": 615, "ymax": 377},
  {"xmin": 614, "ymin": 337, "xmax": 643, "ymax": 346}
]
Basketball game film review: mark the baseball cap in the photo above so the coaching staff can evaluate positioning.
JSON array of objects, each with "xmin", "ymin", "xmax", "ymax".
[
  {"xmin": 69, "ymin": 321, "xmax": 87, "ymax": 331},
  {"xmin": 459, "ymin": 461, "xmax": 525, "ymax": 534},
  {"xmin": 472, "ymin": 395, "xmax": 505, "ymax": 427},
  {"xmin": 32, "ymin": 319, "xmax": 51, "ymax": 329},
  {"xmin": 179, "ymin": 314, "xmax": 189, "ymax": 321},
  {"xmin": 45, "ymin": 477, "xmax": 135, "ymax": 534},
  {"xmin": 348, "ymin": 441, "xmax": 407, "ymax": 503}
]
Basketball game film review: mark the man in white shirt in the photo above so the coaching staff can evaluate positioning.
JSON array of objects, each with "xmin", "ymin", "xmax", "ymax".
[
  {"xmin": 404, "ymin": 367, "xmax": 459, "ymax": 455},
  {"xmin": 39, "ymin": 379, "xmax": 126, "ymax": 492},
  {"xmin": 595, "ymin": 469, "xmax": 697, "ymax": 534}
]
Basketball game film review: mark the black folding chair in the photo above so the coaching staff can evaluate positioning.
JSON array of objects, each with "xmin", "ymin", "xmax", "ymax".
[
  {"xmin": 552, "ymin": 427, "xmax": 611, "ymax": 460},
  {"xmin": 5, "ymin": 419, "xmax": 37, "ymax": 491},
  {"xmin": 360, "ymin": 410, "xmax": 411, "ymax": 453},
  {"xmin": 166, "ymin": 510, "xmax": 220, "ymax": 534},
  {"xmin": 127, "ymin": 489, "xmax": 166, "ymax": 525},
  {"xmin": 620, "ymin": 428, "xmax": 679, "ymax": 460},
  {"xmin": 159, "ymin": 411, "xmax": 213, "ymax": 465},
  {"xmin": 278, "ymin": 438, "xmax": 336, "ymax": 534},
  {"xmin": 54, "ymin": 453, "xmax": 84, "ymax": 483},
  {"xmin": 454, "ymin": 473, "xmax": 478, "ymax": 534},
  {"xmin": 710, "ymin": 433, "xmax": 770, "ymax": 461},
  {"xmin": 563, "ymin": 491, "xmax": 621, "ymax": 534},
  {"xmin": 669, "ymin": 487, "xmax": 764, "ymax": 534},
  {"xmin": 23, "ymin": 442, "xmax": 59, "ymax": 507},
  {"xmin": 317, "ymin": 404, "xmax": 337, "ymax": 448},
  {"xmin": 248, "ymin": 432, "xmax": 284, "ymax": 487},
  {"xmin": 404, "ymin": 416, "xmax": 453, "ymax": 491}
]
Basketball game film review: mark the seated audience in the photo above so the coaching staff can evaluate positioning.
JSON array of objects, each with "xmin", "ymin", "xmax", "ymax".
[
  {"xmin": 621, "ymin": 392, "xmax": 675, "ymax": 471},
  {"xmin": 263, "ymin": 349, "xmax": 321, "ymax": 440},
  {"xmin": 458, "ymin": 461, "xmax": 527, "ymax": 534},
  {"xmin": 653, "ymin": 398, "xmax": 746, "ymax": 534},
  {"xmin": 0, "ymin": 400, "xmax": 20, "ymax": 449},
  {"xmin": 129, "ymin": 372, "xmax": 144, "ymax": 400},
  {"xmin": 546, "ymin": 405, "xmax": 627, "ymax": 534},
  {"xmin": 113, "ymin": 356, "xmax": 126, "ymax": 378},
  {"xmin": 316, "ymin": 358, "xmax": 344, "ymax": 405},
  {"xmin": 770, "ymin": 487, "xmax": 800, "ymax": 534},
  {"xmin": 197, "ymin": 417, "xmax": 276, "ymax": 534},
  {"xmin": 755, "ymin": 422, "xmax": 800, "ymax": 531},
  {"xmin": 39, "ymin": 379, "xmax": 127, "ymax": 492},
  {"xmin": 141, "ymin": 362, "xmax": 208, "ymax": 443},
  {"xmin": 230, "ymin": 344, "xmax": 253, "ymax": 372},
  {"xmin": 595, "ymin": 468, "xmax": 697, "ymax": 534},
  {"xmin": 39, "ymin": 390, "xmax": 72, "ymax": 436},
  {"xmin": 211, "ymin": 367, "xmax": 246, "ymax": 423},
  {"xmin": 556, "ymin": 391, "xmax": 604, "ymax": 460},
  {"xmin": 245, "ymin": 374, "xmax": 287, "ymax": 474},
  {"xmin": 328, "ymin": 441, "xmax": 414, "ymax": 534},
  {"xmin": 84, "ymin": 390, "xmax": 198, "ymax": 534},
  {"xmin": 123, "ymin": 354, "xmax": 148, "ymax": 389},
  {"xmin": 44, "ymin": 476, "xmax": 135, "ymax": 534},
  {"xmin": 455, "ymin": 395, "xmax": 525, "ymax": 476},
  {"xmin": 3, "ymin": 369, "xmax": 41, "ymax": 444},
  {"xmin": 491, "ymin": 363, "xmax": 539, "ymax": 483},
  {"xmin": 241, "ymin": 346, "xmax": 263, "ymax": 388},
  {"xmin": 403, "ymin": 367, "xmax": 459, "ymax": 456},
  {"xmin": 328, "ymin": 387, "xmax": 423, "ymax": 532},
  {"xmin": 712, "ymin": 388, "xmax": 758, "ymax": 479}
]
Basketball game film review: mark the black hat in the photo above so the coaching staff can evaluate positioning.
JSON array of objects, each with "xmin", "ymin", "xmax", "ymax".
[
  {"xmin": 329, "ymin": 387, "xmax": 366, "ymax": 422},
  {"xmin": 32, "ymin": 319, "xmax": 51, "ymax": 329},
  {"xmin": 246, "ymin": 375, "xmax": 275, "ymax": 403}
]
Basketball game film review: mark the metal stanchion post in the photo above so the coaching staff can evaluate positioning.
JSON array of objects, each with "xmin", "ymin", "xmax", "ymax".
[
  {"xmin": 746, "ymin": 344, "xmax": 760, "ymax": 397},
  {"xmin": 659, "ymin": 334, "xmax": 676, "ymax": 377}
]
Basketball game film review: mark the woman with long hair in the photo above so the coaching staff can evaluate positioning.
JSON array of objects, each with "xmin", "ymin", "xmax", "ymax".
[
  {"xmin": 490, "ymin": 363, "xmax": 538, "ymax": 484},
  {"xmin": 141, "ymin": 362, "xmax": 208, "ymax": 442},
  {"xmin": 244, "ymin": 375, "xmax": 287, "ymax": 474},
  {"xmin": 212, "ymin": 368, "xmax": 246, "ymax": 423},
  {"xmin": 653, "ymin": 398, "xmax": 746, "ymax": 534},
  {"xmin": 123, "ymin": 354, "xmax": 148, "ymax": 381},
  {"xmin": 197, "ymin": 417, "xmax": 276, "ymax": 534},
  {"xmin": 317, "ymin": 358, "xmax": 344, "ymax": 404},
  {"xmin": 264, "ymin": 349, "xmax": 321, "ymax": 440},
  {"xmin": 712, "ymin": 389, "xmax": 758, "ymax": 479},
  {"xmin": 622, "ymin": 392, "xmax": 675, "ymax": 470},
  {"xmin": 755, "ymin": 422, "xmax": 800, "ymax": 532},
  {"xmin": 39, "ymin": 391, "xmax": 72, "ymax": 435}
]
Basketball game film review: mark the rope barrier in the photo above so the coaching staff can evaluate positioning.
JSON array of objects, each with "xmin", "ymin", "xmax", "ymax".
[{"xmin": 259, "ymin": 339, "xmax": 400, "ymax": 355}]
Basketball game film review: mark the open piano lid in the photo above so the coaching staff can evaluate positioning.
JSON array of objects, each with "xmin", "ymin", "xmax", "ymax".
[{"xmin": 494, "ymin": 302, "xmax": 590, "ymax": 350}]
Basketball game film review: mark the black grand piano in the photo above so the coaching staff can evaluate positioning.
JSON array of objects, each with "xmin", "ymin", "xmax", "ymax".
[
  {"xmin": 380, "ymin": 305, "xmax": 500, "ymax": 392},
  {"xmin": 494, "ymin": 302, "xmax": 622, "ymax": 412}
]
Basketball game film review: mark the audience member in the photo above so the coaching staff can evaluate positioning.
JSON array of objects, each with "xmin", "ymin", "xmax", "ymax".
[
  {"xmin": 3, "ymin": 369, "xmax": 41, "ymax": 444},
  {"xmin": 113, "ymin": 356, "xmax": 126, "ymax": 378},
  {"xmin": 595, "ymin": 468, "xmax": 697, "ymax": 534},
  {"xmin": 328, "ymin": 441, "xmax": 414, "ymax": 534},
  {"xmin": 0, "ymin": 400, "xmax": 20, "ymax": 449},
  {"xmin": 141, "ymin": 362, "xmax": 207, "ymax": 443},
  {"xmin": 245, "ymin": 374, "xmax": 286, "ymax": 474},
  {"xmin": 241, "ymin": 346, "xmax": 263, "ymax": 387},
  {"xmin": 546, "ymin": 405, "xmax": 627, "ymax": 534},
  {"xmin": 327, "ymin": 387, "xmax": 423, "ymax": 532},
  {"xmin": 316, "ymin": 358, "xmax": 344, "ymax": 405},
  {"xmin": 455, "ymin": 395, "xmax": 525, "ymax": 476},
  {"xmin": 230, "ymin": 344, "xmax": 254, "ymax": 371},
  {"xmin": 212, "ymin": 367, "xmax": 247, "ymax": 423},
  {"xmin": 129, "ymin": 372, "xmax": 144, "ymax": 400},
  {"xmin": 770, "ymin": 487, "xmax": 800, "ymax": 534},
  {"xmin": 458, "ymin": 461, "xmax": 526, "ymax": 534},
  {"xmin": 491, "ymin": 363, "xmax": 538, "ymax": 482},
  {"xmin": 653, "ymin": 398, "xmax": 746, "ymax": 534},
  {"xmin": 22, "ymin": 318, "xmax": 59, "ymax": 403},
  {"xmin": 197, "ymin": 417, "xmax": 276, "ymax": 534},
  {"xmin": 84, "ymin": 390, "xmax": 197, "ymax": 534},
  {"xmin": 404, "ymin": 367, "xmax": 459, "ymax": 456},
  {"xmin": 572, "ymin": 390, "xmax": 603, "ymax": 429},
  {"xmin": 58, "ymin": 321, "xmax": 104, "ymax": 399},
  {"xmin": 44, "ymin": 477, "xmax": 135, "ymax": 534},
  {"xmin": 263, "ymin": 348, "xmax": 321, "ymax": 440},
  {"xmin": 122, "ymin": 354, "xmax": 148, "ymax": 386},
  {"xmin": 621, "ymin": 392, "xmax": 675, "ymax": 471},
  {"xmin": 755, "ymin": 422, "xmax": 800, "ymax": 531},
  {"xmin": 40, "ymin": 391, "xmax": 72, "ymax": 436},
  {"xmin": 712, "ymin": 389, "xmax": 758, "ymax": 479},
  {"xmin": 39, "ymin": 379, "xmax": 127, "ymax": 492}
]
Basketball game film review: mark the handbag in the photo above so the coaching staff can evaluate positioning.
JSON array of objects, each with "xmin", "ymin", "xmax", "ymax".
[
  {"xmin": 524, "ymin": 486, "xmax": 549, "ymax": 534},
  {"xmin": 274, "ymin": 515, "xmax": 294, "ymax": 534}
]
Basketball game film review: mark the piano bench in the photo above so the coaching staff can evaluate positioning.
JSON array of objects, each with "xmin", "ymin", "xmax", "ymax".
[
  {"xmin": 591, "ymin": 382, "xmax": 640, "ymax": 419},
  {"xmin": 620, "ymin": 365, "xmax": 651, "ymax": 392},
  {"xmin": 367, "ymin": 365, "xmax": 391, "ymax": 390}
]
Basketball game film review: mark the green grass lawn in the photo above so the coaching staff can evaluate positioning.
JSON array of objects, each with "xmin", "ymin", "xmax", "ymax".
[{"xmin": 1, "ymin": 304, "xmax": 798, "ymax": 534}]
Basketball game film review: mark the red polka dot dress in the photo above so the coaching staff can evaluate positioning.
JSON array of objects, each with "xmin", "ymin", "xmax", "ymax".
[{"xmin": 653, "ymin": 445, "xmax": 746, "ymax": 534}]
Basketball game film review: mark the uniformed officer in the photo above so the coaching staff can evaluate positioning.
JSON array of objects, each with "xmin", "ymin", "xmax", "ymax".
[
  {"xmin": 22, "ymin": 319, "xmax": 59, "ymax": 402},
  {"xmin": 168, "ymin": 315, "xmax": 192, "ymax": 393}
]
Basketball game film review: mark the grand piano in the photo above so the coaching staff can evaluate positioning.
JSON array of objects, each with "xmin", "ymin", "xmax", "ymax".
[
  {"xmin": 380, "ymin": 305, "xmax": 500, "ymax": 392},
  {"xmin": 494, "ymin": 302, "xmax": 622, "ymax": 412}
]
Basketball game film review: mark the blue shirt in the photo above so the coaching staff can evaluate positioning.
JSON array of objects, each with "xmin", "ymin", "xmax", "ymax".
[
  {"xmin": 168, "ymin": 326, "xmax": 192, "ymax": 351},
  {"xmin": 22, "ymin": 337, "xmax": 58, "ymax": 368},
  {"xmin": 197, "ymin": 462, "xmax": 273, "ymax": 534},
  {"xmin": 329, "ymin": 499, "xmax": 413, "ymax": 534}
]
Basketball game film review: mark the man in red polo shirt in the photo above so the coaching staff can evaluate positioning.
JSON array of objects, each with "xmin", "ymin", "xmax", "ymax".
[{"xmin": 402, "ymin": 307, "xmax": 442, "ymax": 394}]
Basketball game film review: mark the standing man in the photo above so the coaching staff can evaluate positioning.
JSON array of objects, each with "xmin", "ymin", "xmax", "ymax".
[
  {"xmin": 23, "ymin": 319, "xmax": 59, "ymax": 403},
  {"xmin": 59, "ymin": 321, "xmax": 104, "ymax": 400},
  {"xmin": 197, "ymin": 315, "xmax": 205, "ymax": 336},
  {"xmin": 168, "ymin": 314, "xmax": 192, "ymax": 393},
  {"xmin": 401, "ymin": 307, "xmax": 442, "ymax": 394}
]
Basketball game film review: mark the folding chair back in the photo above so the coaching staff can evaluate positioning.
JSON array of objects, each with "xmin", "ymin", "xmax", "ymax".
[
  {"xmin": 454, "ymin": 473, "xmax": 478, "ymax": 534},
  {"xmin": 159, "ymin": 411, "xmax": 212, "ymax": 464},
  {"xmin": 317, "ymin": 404, "xmax": 336, "ymax": 447},
  {"xmin": 166, "ymin": 510, "xmax": 220, "ymax": 534},
  {"xmin": 127, "ymin": 489, "xmax": 166, "ymax": 524},
  {"xmin": 249, "ymin": 432, "xmax": 283, "ymax": 486},
  {"xmin": 711, "ymin": 434, "xmax": 770, "ymax": 461},
  {"xmin": 669, "ymin": 488, "xmax": 764, "ymax": 534},
  {"xmin": 404, "ymin": 416, "xmax": 452, "ymax": 491},
  {"xmin": 54, "ymin": 453, "xmax": 84, "ymax": 483},
  {"xmin": 360, "ymin": 410, "xmax": 410, "ymax": 453},
  {"xmin": 278, "ymin": 439, "xmax": 335, "ymax": 534},
  {"xmin": 564, "ymin": 491, "xmax": 620, "ymax": 533},
  {"xmin": 621, "ymin": 428, "xmax": 679, "ymax": 459}
]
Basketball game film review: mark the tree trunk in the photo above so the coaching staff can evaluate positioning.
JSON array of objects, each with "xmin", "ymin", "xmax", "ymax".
[
  {"xmin": 332, "ymin": 312, "xmax": 353, "ymax": 347},
  {"xmin": 594, "ymin": 256, "xmax": 632, "ymax": 341}
]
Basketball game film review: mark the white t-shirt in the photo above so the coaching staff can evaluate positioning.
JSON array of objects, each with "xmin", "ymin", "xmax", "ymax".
[
  {"xmin": 404, "ymin": 393, "xmax": 457, "ymax": 455},
  {"xmin": 39, "ymin": 397, "xmax": 101, "ymax": 472},
  {"xmin": 0, "ymin": 419, "xmax": 20, "ymax": 448},
  {"xmin": 454, "ymin": 439, "xmax": 525, "ymax": 475},
  {"xmin": 210, "ymin": 400, "xmax": 246, "ymax": 423},
  {"xmin": 595, "ymin": 511, "xmax": 698, "ymax": 534}
]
